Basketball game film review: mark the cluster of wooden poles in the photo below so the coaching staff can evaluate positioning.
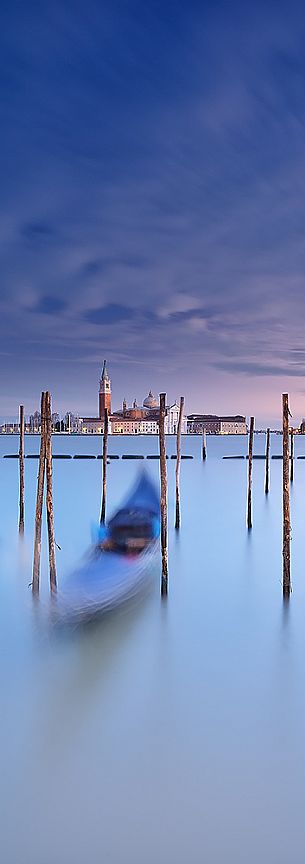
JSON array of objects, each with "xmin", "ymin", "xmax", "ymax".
[
  {"xmin": 16, "ymin": 390, "xmax": 292, "ymax": 599},
  {"xmin": 246, "ymin": 394, "xmax": 292, "ymax": 598},
  {"xmin": 17, "ymin": 393, "xmax": 57, "ymax": 594}
]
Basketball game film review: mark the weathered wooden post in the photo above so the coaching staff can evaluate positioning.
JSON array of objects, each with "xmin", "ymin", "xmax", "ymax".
[
  {"xmin": 32, "ymin": 392, "xmax": 46, "ymax": 594},
  {"xmin": 202, "ymin": 428, "xmax": 207, "ymax": 460},
  {"xmin": 19, "ymin": 404, "xmax": 25, "ymax": 533},
  {"xmin": 290, "ymin": 428, "xmax": 294, "ymax": 483},
  {"xmin": 159, "ymin": 393, "xmax": 168, "ymax": 595},
  {"xmin": 100, "ymin": 407, "xmax": 108, "ymax": 524},
  {"xmin": 265, "ymin": 427, "xmax": 270, "ymax": 494},
  {"xmin": 283, "ymin": 394, "xmax": 291, "ymax": 598},
  {"xmin": 175, "ymin": 396, "xmax": 184, "ymax": 530},
  {"xmin": 45, "ymin": 391, "xmax": 57, "ymax": 593},
  {"xmin": 247, "ymin": 416, "xmax": 254, "ymax": 529}
]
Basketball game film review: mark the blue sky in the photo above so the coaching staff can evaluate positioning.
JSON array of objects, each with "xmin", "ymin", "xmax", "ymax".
[{"xmin": 1, "ymin": 0, "xmax": 305, "ymax": 423}]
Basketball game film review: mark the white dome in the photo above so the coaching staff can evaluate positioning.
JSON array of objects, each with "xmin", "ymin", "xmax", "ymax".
[{"xmin": 143, "ymin": 390, "xmax": 158, "ymax": 409}]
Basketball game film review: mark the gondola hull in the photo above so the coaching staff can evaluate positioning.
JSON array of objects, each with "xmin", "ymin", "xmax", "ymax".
[{"xmin": 57, "ymin": 471, "xmax": 160, "ymax": 620}]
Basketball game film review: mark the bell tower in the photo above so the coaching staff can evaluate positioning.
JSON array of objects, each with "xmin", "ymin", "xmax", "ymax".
[{"xmin": 99, "ymin": 360, "xmax": 111, "ymax": 418}]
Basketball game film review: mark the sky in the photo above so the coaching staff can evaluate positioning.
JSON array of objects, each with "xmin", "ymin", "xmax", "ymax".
[{"xmin": 1, "ymin": 0, "xmax": 305, "ymax": 425}]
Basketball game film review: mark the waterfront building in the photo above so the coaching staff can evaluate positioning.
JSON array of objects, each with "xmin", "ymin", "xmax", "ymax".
[
  {"xmin": 111, "ymin": 417, "xmax": 158, "ymax": 434},
  {"xmin": 80, "ymin": 373, "xmax": 187, "ymax": 435},
  {"xmin": 166, "ymin": 401, "xmax": 187, "ymax": 435},
  {"xmin": 110, "ymin": 392, "xmax": 187, "ymax": 434},
  {"xmin": 52, "ymin": 412, "xmax": 60, "ymax": 430},
  {"xmin": 63, "ymin": 412, "xmax": 82, "ymax": 433},
  {"xmin": 0, "ymin": 422, "xmax": 16, "ymax": 433},
  {"xmin": 187, "ymin": 414, "xmax": 247, "ymax": 434},
  {"xmin": 29, "ymin": 411, "xmax": 41, "ymax": 433},
  {"xmin": 80, "ymin": 417, "xmax": 104, "ymax": 434}
]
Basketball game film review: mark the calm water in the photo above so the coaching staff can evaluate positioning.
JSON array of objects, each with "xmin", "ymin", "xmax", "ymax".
[{"xmin": 1, "ymin": 433, "xmax": 305, "ymax": 863}]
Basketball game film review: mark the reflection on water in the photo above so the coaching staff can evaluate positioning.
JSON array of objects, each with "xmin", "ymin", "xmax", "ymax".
[{"xmin": 1, "ymin": 435, "xmax": 305, "ymax": 864}]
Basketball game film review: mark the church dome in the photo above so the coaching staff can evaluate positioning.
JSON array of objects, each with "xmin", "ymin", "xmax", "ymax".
[{"xmin": 143, "ymin": 390, "xmax": 158, "ymax": 409}]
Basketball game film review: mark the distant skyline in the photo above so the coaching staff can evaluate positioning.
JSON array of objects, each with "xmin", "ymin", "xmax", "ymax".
[
  {"xmin": 1, "ymin": 1, "xmax": 305, "ymax": 425},
  {"xmin": 0, "ymin": 363, "xmax": 303, "ymax": 429}
]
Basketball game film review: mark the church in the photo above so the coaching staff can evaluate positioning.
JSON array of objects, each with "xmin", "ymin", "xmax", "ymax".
[{"xmin": 80, "ymin": 363, "xmax": 187, "ymax": 435}]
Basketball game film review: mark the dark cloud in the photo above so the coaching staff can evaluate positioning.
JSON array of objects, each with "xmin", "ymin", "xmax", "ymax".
[
  {"xmin": 80, "ymin": 255, "xmax": 148, "ymax": 279},
  {"xmin": 21, "ymin": 221, "xmax": 55, "ymax": 241},
  {"xmin": 31, "ymin": 296, "xmax": 67, "ymax": 315},
  {"xmin": 80, "ymin": 260, "xmax": 104, "ymax": 278},
  {"xmin": 84, "ymin": 304, "xmax": 136, "ymax": 326}
]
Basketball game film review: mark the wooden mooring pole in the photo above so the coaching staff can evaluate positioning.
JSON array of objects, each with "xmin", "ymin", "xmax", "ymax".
[
  {"xmin": 19, "ymin": 404, "xmax": 25, "ymax": 533},
  {"xmin": 45, "ymin": 391, "xmax": 57, "ymax": 593},
  {"xmin": 32, "ymin": 392, "xmax": 46, "ymax": 594},
  {"xmin": 159, "ymin": 393, "xmax": 168, "ymax": 595},
  {"xmin": 283, "ymin": 394, "xmax": 291, "ymax": 598},
  {"xmin": 290, "ymin": 428, "xmax": 294, "ymax": 483},
  {"xmin": 100, "ymin": 407, "xmax": 108, "ymax": 524},
  {"xmin": 265, "ymin": 427, "xmax": 270, "ymax": 494},
  {"xmin": 247, "ymin": 416, "xmax": 254, "ymax": 529},
  {"xmin": 202, "ymin": 428, "xmax": 207, "ymax": 461},
  {"xmin": 175, "ymin": 396, "xmax": 184, "ymax": 530}
]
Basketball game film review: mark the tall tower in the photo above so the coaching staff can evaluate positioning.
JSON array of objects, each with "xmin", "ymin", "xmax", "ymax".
[{"xmin": 99, "ymin": 360, "xmax": 111, "ymax": 418}]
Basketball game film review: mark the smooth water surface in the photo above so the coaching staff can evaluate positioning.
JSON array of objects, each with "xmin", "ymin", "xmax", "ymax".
[{"xmin": 1, "ymin": 434, "xmax": 305, "ymax": 864}]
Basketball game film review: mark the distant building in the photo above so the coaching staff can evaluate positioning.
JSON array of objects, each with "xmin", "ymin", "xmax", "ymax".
[
  {"xmin": 0, "ymin": 422, "xmax": 17, "ymax": 433},
  {"xmin": 80, "ymin": 417, "xmax": 105, "ymax": 434},
  {"xmin": 111, "ymin": 402, "xmax": 159, "ymax": 434},
  {"xmin": 29, "ymin": 411, "xmax": 41, "ymax": 433},
  {"xmin": 52, "ymin": 412, "xmax": 60, "ymax": 431},
  {"xmin": 300, "ymin": 419, "xmax": 305, "ymax": 434},
  {"xmin": 110, "ymin": 391, "xmax": 187, "ymax": 434},
  {"xmin": 64, "ymin": 412, "xmax": 82, "ymax": 433},
  {"xmin": 187, "ymin": 414, "xmax": 247, "ymax": 434},
  {"xmin": 166, "ymin": 401, "xmax": 187, "ymax": 435}
]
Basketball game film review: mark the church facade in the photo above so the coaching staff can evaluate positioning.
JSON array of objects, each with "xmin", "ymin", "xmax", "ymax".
[
  {"xmin": 110, "ymin": 386, "xmax": 186, "ymax": 435},
  {"xmin": 80, "ymin": 365, "xmax": 187, "ymax": 434}
]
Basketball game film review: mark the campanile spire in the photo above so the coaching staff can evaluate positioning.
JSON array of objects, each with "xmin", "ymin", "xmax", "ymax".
[{"xmin": 99, "ymin": 360, "xmax": 111, "ymax": 418}]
